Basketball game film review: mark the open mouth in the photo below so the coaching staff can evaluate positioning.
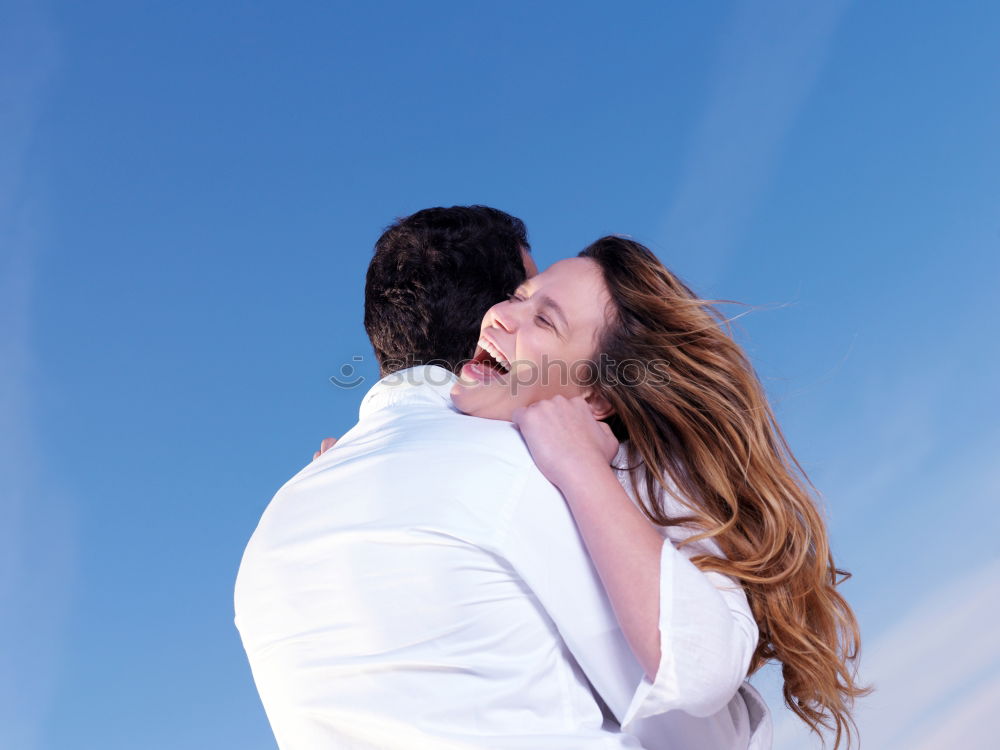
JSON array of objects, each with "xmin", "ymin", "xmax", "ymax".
[{"xmin": 472, "ymin": 337, "xmax": 511, "ymax": 375}]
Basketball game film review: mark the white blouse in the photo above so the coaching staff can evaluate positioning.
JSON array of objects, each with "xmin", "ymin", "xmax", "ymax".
[
  {"xmin": 609, "ymin": 446, "xmax": 772, "ymax": 749},
  {"xmin": 234, "ymin": 366, "xmax": 771, "ymax": 749}
]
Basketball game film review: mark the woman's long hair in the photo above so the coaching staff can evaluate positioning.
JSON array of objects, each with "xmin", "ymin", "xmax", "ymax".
[{"xmin": 580, "ymin": 236, "xmax": 872, "ymax": 749}]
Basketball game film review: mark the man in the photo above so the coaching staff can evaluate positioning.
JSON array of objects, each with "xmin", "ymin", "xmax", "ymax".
[{"xmin": 235, "ymin": 205, "xmax": 770, "ymax": 749}]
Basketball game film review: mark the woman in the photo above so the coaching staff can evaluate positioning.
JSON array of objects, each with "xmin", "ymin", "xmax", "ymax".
[
  {"xmin": 449, "ymin": 236, "xmax": 870, "ymax": 749},
  {"xmin": 318, "ymin": 236, "xmax": 870, "ymax": 748}
]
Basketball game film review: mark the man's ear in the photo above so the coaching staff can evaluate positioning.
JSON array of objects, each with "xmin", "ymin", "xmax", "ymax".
[{"xmin": 584, "ymin": 390, "xmax": 614, "ymax": 421}]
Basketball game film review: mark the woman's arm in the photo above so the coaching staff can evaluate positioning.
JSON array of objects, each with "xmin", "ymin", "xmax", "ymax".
[
  {"xmin": 558, "ymin": 465, "xmax": 665, "ymax": 681},
  {"xmin": 511, "ymin": 395, "xmax": 663, "ymax": 679},
  {"xmin": 513, "ymin": 394, "xmax": 758, "ymax": 722}
]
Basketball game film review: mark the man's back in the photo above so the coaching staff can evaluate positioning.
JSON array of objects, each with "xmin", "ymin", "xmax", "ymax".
[{"xmin": 234, "ymin": 367, "xmax": 646, "ymax": 749}]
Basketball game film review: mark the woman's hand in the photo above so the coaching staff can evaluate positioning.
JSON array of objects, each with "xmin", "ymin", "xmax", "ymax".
[
  {"xmin": 312, "ymin": 437, "xmax": 337, "ymax": 461},
  {"xmin": 511, "ymin": 395, "xmax": 619, "ymax": 490}
]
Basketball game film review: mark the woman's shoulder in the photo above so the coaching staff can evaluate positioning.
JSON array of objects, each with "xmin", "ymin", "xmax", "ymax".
[{"xmin": 612, "ymin": 441, "xmax": 727, "ymax": 560}]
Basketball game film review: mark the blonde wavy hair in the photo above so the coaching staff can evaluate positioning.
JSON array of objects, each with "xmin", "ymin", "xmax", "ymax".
[{"xmin": 580, "ymin": 236, "xmax": 872, "ymax": 749}]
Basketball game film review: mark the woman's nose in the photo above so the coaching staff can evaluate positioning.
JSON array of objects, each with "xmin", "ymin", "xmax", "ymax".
[{"xmin": 491, "ymin": 301, "xmax": 517, "ymax": 333}]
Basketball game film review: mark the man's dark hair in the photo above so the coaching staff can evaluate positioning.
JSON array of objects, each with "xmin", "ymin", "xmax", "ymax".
[{"xmin": 364, "ymin": 205, "xmax": 530, "ymax": 376}]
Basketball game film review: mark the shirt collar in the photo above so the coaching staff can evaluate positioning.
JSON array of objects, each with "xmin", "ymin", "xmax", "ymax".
[{"xmin": 359, "ymin": 364, "xmax": 460, "ymax": 419}]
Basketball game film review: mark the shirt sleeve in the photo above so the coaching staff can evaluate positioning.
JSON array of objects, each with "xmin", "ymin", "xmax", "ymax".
[
  {"xmin": 494, "ymin": 462, "xmax": 759, "ymax": 731},
  {"xmin": 618, "ymin": 465, "xmax": 759, "ymax": 729},
  {"xmin": 619, "ymin": 535, "xmax": 759, "ymax": 728}
]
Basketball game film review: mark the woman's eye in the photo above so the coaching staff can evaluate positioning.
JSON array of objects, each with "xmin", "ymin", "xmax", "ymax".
[{"xmin": 507, "ymin": 292, "xmax": 553, "ymax": 330}]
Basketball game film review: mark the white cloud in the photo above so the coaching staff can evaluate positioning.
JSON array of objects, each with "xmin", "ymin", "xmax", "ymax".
[
  {"xmin": 660, "ymin": 0, "xmax": 852, "ymax": 286},
  {"xmin": 769, "ymin": 556, "xmax": 1000, "ymax": 749},
  {"xmin": 852, "ymin": 556, "xmax": 1000, "ymax": 748},
  {"xmin": 910, "ymin": 674, "xmax": 1000, "ymax": 750},
  {"xmin": 0, "ymin": 3, "xmax": 73, "ymax": 750}
]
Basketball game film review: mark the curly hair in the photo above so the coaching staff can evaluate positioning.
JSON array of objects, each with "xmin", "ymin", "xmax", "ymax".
[{"xmin": 364, "ymin": 205, "xmax": 530, "ymax": 375}]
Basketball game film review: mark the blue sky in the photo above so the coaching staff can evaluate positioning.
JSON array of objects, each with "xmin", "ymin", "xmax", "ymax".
[{"xmin": 2, "ymin": 1, "xmax": 998, "ymax": 748}]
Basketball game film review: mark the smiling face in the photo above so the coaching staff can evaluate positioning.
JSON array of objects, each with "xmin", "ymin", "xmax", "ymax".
[{"xmin": 450, "ymin": 257, "xmax": 614, "ymax": 422}]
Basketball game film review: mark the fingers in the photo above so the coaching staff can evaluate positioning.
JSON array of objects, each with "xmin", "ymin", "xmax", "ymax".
[{"xmin": 313, "ymin": 437, "xmax": 338, "ymax": 462}]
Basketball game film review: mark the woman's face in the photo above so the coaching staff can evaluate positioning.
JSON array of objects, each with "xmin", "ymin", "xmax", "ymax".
[{"xmin": 450, "ymin": 257, "xmax": 613, "ymax": 421}]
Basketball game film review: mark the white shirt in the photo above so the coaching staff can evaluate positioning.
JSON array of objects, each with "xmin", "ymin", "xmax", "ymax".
[
  {"xmin": 235, "ymin": 365, "xmax": 771, "ymax": 749},
  {"xmin": 607, "ymin": 454, "xmax": 772, "ymax": 750}
]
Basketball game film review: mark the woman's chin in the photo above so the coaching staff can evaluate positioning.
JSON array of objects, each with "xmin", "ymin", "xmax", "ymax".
[{"xmin": 450, "ymin": 381, "xmax": 516, "ymax": 422}]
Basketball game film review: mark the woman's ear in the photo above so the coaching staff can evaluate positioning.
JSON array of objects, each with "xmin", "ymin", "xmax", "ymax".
[{"xmin": 584, "ymin": 390, "xmax": 614, "ymax": 421}]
